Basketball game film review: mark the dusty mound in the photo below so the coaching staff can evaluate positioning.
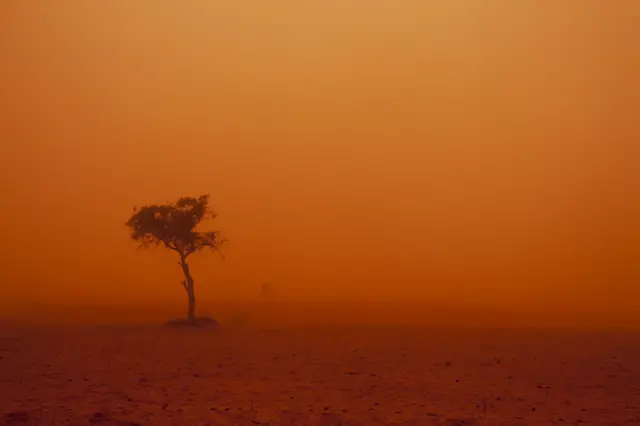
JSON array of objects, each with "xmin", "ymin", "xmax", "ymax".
[{"xmin": 165, "ymin": 316, "xmax": 219, "ymax": 328}]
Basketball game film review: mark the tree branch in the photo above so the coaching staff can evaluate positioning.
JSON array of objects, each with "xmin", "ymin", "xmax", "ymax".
[
  {"xmin": 182, "ymin": 231, "xmax": 225, "ymax": 257},
  {"xmin": 160, "ymin": 237, "xmax": 182, "ymax": 254}
]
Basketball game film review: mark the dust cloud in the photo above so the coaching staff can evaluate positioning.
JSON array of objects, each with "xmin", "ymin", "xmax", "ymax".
[{"xmin": 0, "ymin": 1, "xmax": 638, "ymax": 329}]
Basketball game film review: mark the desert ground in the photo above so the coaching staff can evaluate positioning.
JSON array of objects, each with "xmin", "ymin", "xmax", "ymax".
[{"xmin": 1, "ymin": 316, "xmax": 639, "ymax": 426}]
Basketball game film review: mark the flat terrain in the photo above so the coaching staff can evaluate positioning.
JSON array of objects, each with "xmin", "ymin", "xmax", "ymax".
[{"xmin": 1, "ymin": 325, "xmax": 639, "ymax": 425}]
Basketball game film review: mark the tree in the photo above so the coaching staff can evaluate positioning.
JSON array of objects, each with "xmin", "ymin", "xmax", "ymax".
[{"xmin": 126, "ymin": 194, "xmax": 224, "ymax": 324}]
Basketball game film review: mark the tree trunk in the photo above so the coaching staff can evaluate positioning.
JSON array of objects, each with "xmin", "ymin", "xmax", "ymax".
[{"xmin": 179, "ymin": 256, "xmax": 196, "ymax": 324}]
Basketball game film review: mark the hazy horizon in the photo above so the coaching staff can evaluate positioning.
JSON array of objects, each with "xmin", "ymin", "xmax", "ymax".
[{"xmin": 1, "ymin": 1, "xmax": 638, "ymax": 327}]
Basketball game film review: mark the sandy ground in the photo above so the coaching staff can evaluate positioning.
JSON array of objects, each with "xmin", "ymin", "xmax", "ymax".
[{"xmin": 1, "ymin": 325, "xmax": 639, "ymax": 426}]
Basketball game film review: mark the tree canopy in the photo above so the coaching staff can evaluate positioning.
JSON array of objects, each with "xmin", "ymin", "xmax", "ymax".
[{"xmin": 126, "ymin": 194, "xmax": 224, "ymax": 258}]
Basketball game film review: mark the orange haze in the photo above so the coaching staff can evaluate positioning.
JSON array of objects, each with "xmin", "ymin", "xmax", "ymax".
[{"xmin": 0, "ymin": 1, "xmax": 638, "ymax": 327}]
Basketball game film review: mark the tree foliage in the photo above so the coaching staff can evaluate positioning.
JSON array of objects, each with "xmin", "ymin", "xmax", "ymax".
[{"xmin": 126, "ymin": 194, "xmax": 224, "ymax": 258}]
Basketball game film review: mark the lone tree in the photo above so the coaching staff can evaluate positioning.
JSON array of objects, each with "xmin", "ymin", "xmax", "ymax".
[{"xmin": 126, "ymin": 194, "xmax": 224, "ymax": 324}]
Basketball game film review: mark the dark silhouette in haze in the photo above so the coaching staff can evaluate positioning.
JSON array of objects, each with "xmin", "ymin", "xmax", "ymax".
[
  {"xmin": 261, "ymin": 282, "xmax": 275, "ymax": 300},
  {"xmin": 126, "ymin": 194, "xmax": 225, "ymax": 325}
]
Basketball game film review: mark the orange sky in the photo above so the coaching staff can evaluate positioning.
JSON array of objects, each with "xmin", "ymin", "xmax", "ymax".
[{"xmin": 0, "ymin": 1, "xmax": 638, "ymax": 319}]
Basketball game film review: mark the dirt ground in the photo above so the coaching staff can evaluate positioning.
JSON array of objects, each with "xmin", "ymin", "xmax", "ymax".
[{"xmin": 1, "ymin": 325, "xmax": 639, "ymax": 425}]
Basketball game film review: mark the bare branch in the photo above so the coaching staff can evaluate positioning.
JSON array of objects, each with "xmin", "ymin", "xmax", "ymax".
[
  {"xmin": 213, "ymin": 237, "xmax": 227, "ymax": 260},
  {"xmin": 160, "ymin": 237, "xmax": 182, "ymax": 254}
]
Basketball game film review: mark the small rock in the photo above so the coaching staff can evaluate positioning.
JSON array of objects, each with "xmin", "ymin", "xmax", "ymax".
[{"xmin": 88, "ymin": 412, "xmax": 109, "ymax": 424}]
